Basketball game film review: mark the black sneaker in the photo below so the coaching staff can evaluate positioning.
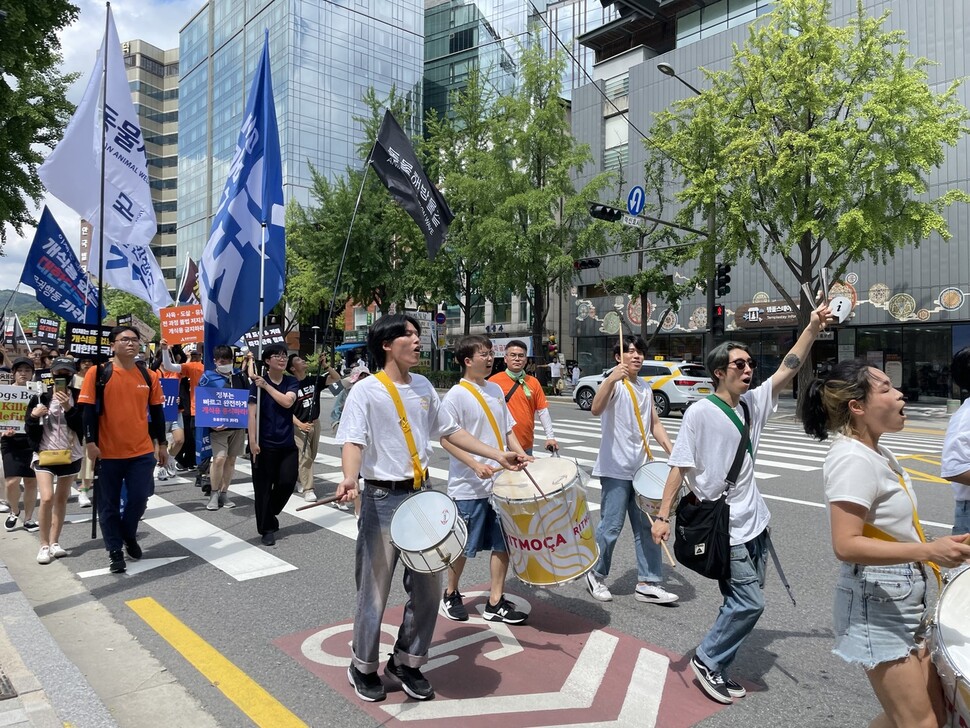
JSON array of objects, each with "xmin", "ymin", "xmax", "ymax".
[
  {"xmin": 347, "ymin": 664, "xmax": 385, "ymax": 702},
  {"xmin": 724, "ymin": 676, "xmax": 746, "ymax": 698},
  {"xmin": 22, "ymin": 519, "xmax": 39, "ymax": 533},
  {"xmin": 384, "ymin": 656, "xmax": 434, "ymax": 700},
  {"xmin": 108, "ymin": 550, "xmax": 126, "ymax": 574},
  {"xmin": 482, "ymin": 595, "xmax": 528, "ymax": 624},
  {"xmin": 124, "ymin": 539, "xmax": 142, "ymax": 560},
  {"xmin": 690, "ymin": 655, "xmax": 733, "ymax": 704},
  {"xmin": 441, "ymin": 589, "xmax": 469, "ymax": 621},
  {"xmin": 4, "ymin": 513, "xmax": 19, "ymax": 531}
]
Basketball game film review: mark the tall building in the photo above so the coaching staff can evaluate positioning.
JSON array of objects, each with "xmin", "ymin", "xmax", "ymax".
[
  {"xmin": 570, "ymin": 0, "xmax": 970, "ymax": 401},
  {"xmin": 176, "ymin": 0, "xmax": 425, "ymax": 268},
  {"xmin": 122, "ymin": 39, "xmax": 180, "ymax": 295}
]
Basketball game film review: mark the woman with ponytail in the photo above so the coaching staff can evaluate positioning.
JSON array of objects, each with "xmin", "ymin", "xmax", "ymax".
[{"xmin": 802, "ymin": 359, "xmax": 970, "ymax": 728}]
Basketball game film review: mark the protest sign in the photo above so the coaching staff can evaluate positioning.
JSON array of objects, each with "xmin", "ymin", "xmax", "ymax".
[
  {"xmin": 243, "ymin": 325, "xmax": 285, "ymax": 348},
  {"xmin": 65, "ymin": 323, "xmax": 112, "ymax": 358},
  {"xmin": 194, "ymin": 387, "xmax": 249, "ymax": 429},
  {"xmin": 35, "ymin": 317, "xmax": 60, "ymax": 346},
  {"xmin": 160, "ymin": 377, "xmax": 179, "ymax": 422},
  {"xmin": 160, "ymin": 305, "xmax": 205, "ymax": 345},
  {"xmin": 0, "ymin": 385, "xmax": 35, "ymax": 432}
]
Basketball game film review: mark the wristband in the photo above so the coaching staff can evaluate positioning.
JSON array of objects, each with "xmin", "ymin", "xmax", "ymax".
[{"xmin": 656, "ymin": 516, "xmax": 670, "ymax": 524}]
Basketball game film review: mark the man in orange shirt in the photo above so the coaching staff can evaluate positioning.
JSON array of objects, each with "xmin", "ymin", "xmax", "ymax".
[
  {"xmin": 488, "ymin": 340, "xmax": 558, "ymax": 455},
  {"xmin": 80, "ymin": 326, "xmax": 167, "ymax": 574}
]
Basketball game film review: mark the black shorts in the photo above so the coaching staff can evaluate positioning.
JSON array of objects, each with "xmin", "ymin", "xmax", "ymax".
[
  {"xmin": 32, "ymin": 459, "xmax": 83, "ymax": 479},
  {"xmin": 2, "ymin": 447, "xmax": 34, "ymax": 478}
]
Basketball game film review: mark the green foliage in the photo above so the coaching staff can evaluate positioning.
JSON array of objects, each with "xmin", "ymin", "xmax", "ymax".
[
  {"xmin": 0, "ymin": 0, "xmax": 79, "ymax": 249},
  {"xmin": 644, "ymin": 0, "xmax": 969, "ymax": 313},
  {"xmin": 410, "ymin": 367, "xmax": 461, "ymax": 389},
  {"xmin": 103, "ymin": 289, "xmax": 159, "ymax": 331}
]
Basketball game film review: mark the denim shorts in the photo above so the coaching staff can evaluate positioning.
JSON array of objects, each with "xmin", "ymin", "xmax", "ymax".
[
  {"xmin": 456, "ymin": 498, "xmax": 507, "ymax": 557},
  {"xmin": 954, "ymin": 500, "xmax": 970, "ymax": 536},
  {"xmin": 832, "ymin": 562, "xmax": 929, "ymax": 669}
]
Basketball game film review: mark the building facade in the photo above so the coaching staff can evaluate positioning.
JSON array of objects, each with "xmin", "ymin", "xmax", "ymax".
[
  {"xmin": 177, "ymin": 0, "xmax": 425, "ymax": 270},
  {"xmin": 123, "ymin": 39, "xmax": 180, "ymax": 295},
  {"xmin": 570, "ymin": 0, "xmax": 970, "ymax": 402}
]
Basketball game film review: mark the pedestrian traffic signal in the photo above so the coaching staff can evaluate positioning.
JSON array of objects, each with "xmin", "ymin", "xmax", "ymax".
[
  {"xmin": 588, "ymin": 203, "xmax": 623, "ymax": 222},
  {"xmin": 574, "ymin": 258, "xmax": 601, "ymax": 270},
  {"xmin": 715, "ymin": 263, "xmax": 732, "ymax": 297},
  {"xmin": 711, "ymin": 304, "xmax": 725, "ymax": 337}
]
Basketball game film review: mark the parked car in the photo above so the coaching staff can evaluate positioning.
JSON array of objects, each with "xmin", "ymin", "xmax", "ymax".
[{"xmin": 572, "ymin": 361, "xmax": 714, "ymax": 416}]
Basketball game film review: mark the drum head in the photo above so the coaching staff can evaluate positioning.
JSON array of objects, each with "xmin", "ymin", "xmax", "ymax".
[
  {"xmin": 390, "ymin": 491, "xmax": 457, "ymax": 551},
  {"xmin": 937, "ymin": 565, "xmax": 970, "ymax": 677},
  {"xmin": 633, "ymin": 461, "xmax": 670, "ymax": 500},
  {"xmin": 492, "ymin": 458, "xmax": 578, "ymax": 501}
]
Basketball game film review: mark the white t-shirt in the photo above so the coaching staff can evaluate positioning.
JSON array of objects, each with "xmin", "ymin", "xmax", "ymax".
[
  {"xmin": 941, "ymin": 398, "xmax": 970, "ymax": 502},
  {"xmin": 823, "ymin": 435, "xmax": 919, "ymax": 543},
  {"xmin": 571, "ymin": 367, "xmax": 581, "ymax": 385},
  {"xmin": 667, "ymin": 381, "xmax": 777, "ymax": 544},
  {"xmin": 336, "ymin": 373, "xmax": 459, "ymax": 481},
  {"xmin": 549, "ymin": 361, "xmax": 562, "ymax": 378},
  {"xmin": 442, "ymin": 379, "xmax": 514, "ymax": 500},
  {"xmin": 593, "ymin": 377, "xmax": 655, "ymax": 480}
]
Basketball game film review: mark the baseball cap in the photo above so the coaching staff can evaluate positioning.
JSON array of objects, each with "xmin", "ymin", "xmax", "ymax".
[
  {"xmin": 11, "ymin": 357, "xmax": 34, "ymax": 372},
  {"xmin": 349, "ymin": 365, "xmax": 370, "ymax": 384},
  {"xmin": 50, "ymin": 358, "xmax": 77, "ymax": 375}
]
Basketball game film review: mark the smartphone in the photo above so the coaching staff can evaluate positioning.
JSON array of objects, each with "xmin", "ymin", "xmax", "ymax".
[{"xmin": 54, "ymin": 377, "xmax": 69, "ymax": 394}]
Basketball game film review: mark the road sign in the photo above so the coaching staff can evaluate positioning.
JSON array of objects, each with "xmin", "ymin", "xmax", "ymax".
[
  {"xmin": 622, "ymin": 214, "xmax": 646, "ymax": 229},
  {"xmin": 435, "ymin": 312, "xmax": 446, "ymax": 325},
  {"xmin": 627, "ymin": 185, "xmax": 645, "ymax": 216}
]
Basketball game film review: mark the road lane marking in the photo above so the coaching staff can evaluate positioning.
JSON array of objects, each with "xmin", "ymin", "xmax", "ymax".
[
  {"xmin": 760, "ymin": 493, "xmax": 953, "ymax": 530},
  {"xmin": 127, "ymin": 597, "xmax": 308, "ymax": 728}
]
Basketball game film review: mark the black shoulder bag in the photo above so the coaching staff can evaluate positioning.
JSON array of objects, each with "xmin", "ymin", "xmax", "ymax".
[{"xmin": 673, "ymin": 399, "xmax": 750, "ymax": 581}]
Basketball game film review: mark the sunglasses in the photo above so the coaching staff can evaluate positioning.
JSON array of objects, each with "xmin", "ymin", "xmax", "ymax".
[{"xmin": 728, "ymin": 358, "xmax": 757, "ymax": 371}]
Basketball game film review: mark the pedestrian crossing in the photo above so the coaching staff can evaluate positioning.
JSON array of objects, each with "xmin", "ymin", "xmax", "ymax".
[{"xmin": 71, "ymin": 413, "xmax": 945, "ymax": 581}]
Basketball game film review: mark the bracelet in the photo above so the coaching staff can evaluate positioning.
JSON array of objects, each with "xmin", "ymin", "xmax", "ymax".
[{"xmin": 655, "ymin": 516, "xmax": 670, "ymax": 524}]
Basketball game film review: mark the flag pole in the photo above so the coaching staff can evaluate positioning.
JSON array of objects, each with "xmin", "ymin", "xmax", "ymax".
[
  {"xmin": 253, "ymin": 220, "xmax": 268, "ymax": 453},
  {"xmin": 319, "ymin": 149, "xmax": 373, "ymax": 368}
]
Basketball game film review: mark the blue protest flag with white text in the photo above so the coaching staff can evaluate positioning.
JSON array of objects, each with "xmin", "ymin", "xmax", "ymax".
[
  {"xmin": 20, "ymin": 207, "xmax": 103, "ymax": 324},
  {"xmin": 199, "ymin": 32, "xmax": 285, "ymax": 368}
]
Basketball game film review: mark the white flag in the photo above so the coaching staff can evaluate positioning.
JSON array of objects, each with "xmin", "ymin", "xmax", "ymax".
[
  {"xmin": 38, "ymin": 6, "xmax": 156, "ymax": 275},
  {"xmin": 101, "ymin": 241, "xmax": 173, "ymax": 315}
]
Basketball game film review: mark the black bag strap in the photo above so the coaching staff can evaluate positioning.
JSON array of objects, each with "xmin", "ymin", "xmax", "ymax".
[
  {"xmin": 724, "ymin": 400, "xmax": 751, "ymax": 490},
  {"xmin": 504, "ymin": 379, "xmax": 521, "ymax": 403}
]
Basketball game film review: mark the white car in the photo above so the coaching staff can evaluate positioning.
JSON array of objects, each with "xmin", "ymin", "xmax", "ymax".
[{"xmin": 572, "ymin": 361, "xmax": 714, "ymax": 416}]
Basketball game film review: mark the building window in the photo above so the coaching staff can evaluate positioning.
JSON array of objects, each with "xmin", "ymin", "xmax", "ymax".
[
  {"xmin": 449, "ymin": 27, "xmax": 476, "ymax": 54},
  {"xmin": 677, "ymin": 0, "xmax": 771, "ymax": 46},
  {"xmin": 604, "ymin": 114, "xmax": 629, "ymax": 172},
  {"xmin": 493, "ymin": 293, "xmax": 512, "ymax": 324}
]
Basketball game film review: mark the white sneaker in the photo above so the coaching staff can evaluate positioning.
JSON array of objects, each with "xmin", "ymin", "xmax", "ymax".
[
  {"xmin": 77, "ymin": 490, "xmax": 92, "ymax": 508},
  {"xmin": 37, "ymin": 546, "xmax": 52, "ymax": 565},
  {"xmin": 166, "ymin": 464, "xmax": 178, "ymax": 479},
  {"xmin": 303, "ymin": 490, "xmax": 317, "ymax": 503},
  {"xmin": 49, "ymin": 543, "xmax": 69, "ymax": 558},
  {"xmin": 586, "ymin": 571, "xmax": 613, "ymax": 602},
  {"xmin": 0, "ymin": 500, "xmax": 9, "ymax": 514},
  {"xmin": 635, "ymin": 583, "xmax": 679, "ymax": 604},
  {"xmin": 155, "ymin": 465, "xmax": 169, "ymax": 481}
]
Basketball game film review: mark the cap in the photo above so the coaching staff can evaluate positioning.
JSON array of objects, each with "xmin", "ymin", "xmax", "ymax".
[
  {"xmin": 50, "ymin": 358, "xmax": 77, "ymax": 375},
  {"xmin": 349, "ymin": 365, "xmax": 370, "ymax": 384},
  {"xmin": 184, "ymin": 343, "xmax": 197, "ymax": 354},
  {"xmin": 11, "ymin": 357, "xmax": 34, "ymax": 372}
]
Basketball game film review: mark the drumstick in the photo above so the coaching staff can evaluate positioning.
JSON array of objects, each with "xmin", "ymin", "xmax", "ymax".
[
  {"xmin": 641, "ymin": 510, "xmax": 677, "ymax": 567},
  {"xmin": 521, "ymin": 466, "xmax": 548, "ymax": 498},
  {"xmin": 295, "ymin": 494, "xmax": 344, "ymax": 511}
]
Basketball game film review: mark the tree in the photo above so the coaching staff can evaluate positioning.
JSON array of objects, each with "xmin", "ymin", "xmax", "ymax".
[
  {"xmin": 483, "ymin": 42, "xmax": 617, "ymax": 359},
  {"xmin": 104, "ymin": 290, "xmax": 158, "ymax": 332},
  {"xmin": 0, "ymin": 0, "xmax": 79, "ymax": 249},
  {"xmin": 644, "ymin": 0, "xmax": 969, "ymax": 401}
]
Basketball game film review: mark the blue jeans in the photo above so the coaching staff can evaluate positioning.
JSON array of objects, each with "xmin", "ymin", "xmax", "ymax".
[
  {"xmin": 696, "ymin": 530, "xmax": 768, "ymax": 675},
  {"xmin": 352, "ymin": 486, "xmax": 441, "ymax": 674},
  {"xmin": 954, "ymin": 500, "xmax": 970, "ymax": 536},
  {"xmin": 592, "ymin": 477, "xmax": 662, "ymax": 583},
  {"xmin": 97, "ymin": 453, "xmax": 156, "ymax": 552}
]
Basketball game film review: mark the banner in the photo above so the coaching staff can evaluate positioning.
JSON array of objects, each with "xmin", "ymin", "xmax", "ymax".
[
  {"xmin": 37, "ymin": 6, "xmax": 156, "ymax": 274},
  {"xmin": 20, "ymin": 207, "xmax": 102, "ymax": 324},
  {"xmin": 0, "ymin": 385, "xmax": 34, "ymax": 432},
  {"xmin": 35, "ymin": 317, "xmax": 60, "ymax": 346},
  {"xmin": 177, "ymin": 256, "xmax": 200, "ymax": 305},
  {"xmin": 194, "ymin": 387, "xmax": 249, "ymax": 429},
  {"xmin": 160, "ymin": 304, "xmax": 205, "ymax": 344},
  {"xmin": 160, "ymin": 377, "xmax": 179, "ymax": 422},
  {"xmin": 65, "ymin": 323, "xmax": 112, "ymax": 359},
  {"xmin": 371, "ymin": 110, "xmax": 454, "ymax": 259},
  {"xmin": 199, "ymin": 33, "xmax": 285, "ymax": 368}
]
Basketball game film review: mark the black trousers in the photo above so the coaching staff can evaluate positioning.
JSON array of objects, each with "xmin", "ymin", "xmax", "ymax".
[{"xmin": 252, "ymin": 446, "xmax": 298, "ymax": 535}]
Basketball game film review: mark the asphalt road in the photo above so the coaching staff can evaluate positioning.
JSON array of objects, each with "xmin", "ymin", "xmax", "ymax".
[{"xmin": 0, "ymin": 395, "xmax": 961, "ymax": 728}]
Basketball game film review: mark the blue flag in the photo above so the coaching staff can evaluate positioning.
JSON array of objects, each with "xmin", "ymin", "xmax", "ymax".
[
  {"xmin": 20, "ymin": 207, "xmax": 102, "ymax": 324},
  {"xmin": 199, "ymin": 32, "xmax": 284, "ymax": 369}
]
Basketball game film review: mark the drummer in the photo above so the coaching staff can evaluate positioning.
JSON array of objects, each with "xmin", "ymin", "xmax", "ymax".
[
  {"xmin": 334, "ymin": 315, "xmax": 524, "ymax": 704},
  {"xmin": 440, "ymin": 335, "xmax": 531, "ymax": 625},
  {"xmin": 801, "ymin": 359, "xmax": 970, "ymax": 727},
  {"xmin": 585, "ymin": 337, "xmax": 676, "ymax": 605}
]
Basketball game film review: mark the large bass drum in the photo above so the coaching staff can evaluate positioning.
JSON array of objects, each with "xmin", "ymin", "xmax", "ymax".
[{"xmin": 931, "ymin": 565, "xmax": 970, "ymax": 727}]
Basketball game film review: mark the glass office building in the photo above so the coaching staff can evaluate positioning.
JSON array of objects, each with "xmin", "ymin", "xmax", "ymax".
[{"xmin": 177, "ymin": 0, "xmax": 424, "ymax": 267}]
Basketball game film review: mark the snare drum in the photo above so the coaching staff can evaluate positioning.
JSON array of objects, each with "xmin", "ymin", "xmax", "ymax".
[
  {"xmin": 931, "ymin": 565, "xmax": 970, "ymax": 727},
  {"xmin": 389, "ymin": 490, "xmax": 468, "ymax": 574},
  {"xmin": 632, "ymin": 461, "xmax": 671, "ymax": 518},
  {"xmin": 491, "ymin": 459, "xmax": 598, "ymax": 587}
]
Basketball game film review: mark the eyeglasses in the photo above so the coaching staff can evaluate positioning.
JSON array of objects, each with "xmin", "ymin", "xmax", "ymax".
[
  {"xmin": 114, "ymin": 337, "xmax": 140, "ymax": 344},
  {"xmin": 269, "ymin": 353, "xmax": 287, "ymax": 359},
  {"xmin": 728, "ymin": 358, "xmax": 757, "ymax": 371}
]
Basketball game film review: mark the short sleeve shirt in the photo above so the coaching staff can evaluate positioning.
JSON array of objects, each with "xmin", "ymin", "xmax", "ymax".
[
  {"xmin": 488, "ymin": 371, "xmax": 548, "ymax": 452},
  {"xmin": 593, "ymin": 377, "xmax": 654, "ymax": 480},
  {"xmin": 442, "ymin": 380, "xmax": 514, "ymax": 499},
  {"xmin": 78, "ymin": 363, "xmax": 164, "ymax": 459},
  {"xmin": 249, "ymin": 375, "xmax": 300, "ymax": 448},
  {"xmin": 941, "ymin": 398, "xmax": 970, "ymax": 502}
]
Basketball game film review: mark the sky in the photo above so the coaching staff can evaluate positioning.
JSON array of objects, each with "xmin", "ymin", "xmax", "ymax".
[{"xmin": 1, "ymin": 0, "xmax": 201, "ymax": 293}]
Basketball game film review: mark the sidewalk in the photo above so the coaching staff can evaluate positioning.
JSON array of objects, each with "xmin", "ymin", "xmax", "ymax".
[{"xmin": 0, "ymin": 530, "xmax": 220, "ymax": 728}]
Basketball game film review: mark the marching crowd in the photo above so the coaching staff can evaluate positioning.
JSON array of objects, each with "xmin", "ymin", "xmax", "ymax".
[{"xmin": 2, "ymin": 306, "xmax": 970, "ymax": 724}]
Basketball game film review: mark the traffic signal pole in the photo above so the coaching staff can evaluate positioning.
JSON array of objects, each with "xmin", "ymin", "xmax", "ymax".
[{"xmin": 705, "ymin": 209, "xmax": 715, "ymax": 355}]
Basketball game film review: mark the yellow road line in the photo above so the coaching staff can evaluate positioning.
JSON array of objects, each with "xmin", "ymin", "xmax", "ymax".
[
  {"xmin": 902, "ymin": 426, "xmax": 947, "ymax": 435},
  {"xmin": 900, "ymin": 466, "xmax": 948, "ymax": 484},
  {"xmin": 127, "ymin": 597, "xmax": 307, "ymax": 728},
  {"xmin": 898, "ymin": 454, "xmax": 942, "ymax": 466}
]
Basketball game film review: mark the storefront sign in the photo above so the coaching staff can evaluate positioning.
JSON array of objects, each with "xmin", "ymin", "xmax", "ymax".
[{"xmin": 734, "ymin": 301, "xmax": 799, "ymax": 329}]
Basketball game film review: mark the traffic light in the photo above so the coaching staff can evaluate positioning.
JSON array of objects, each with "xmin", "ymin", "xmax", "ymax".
[
  {"xmin": 711, "ymin": 304, "xmax": 725, "ymax": 337},
  {"xmin": 588, "ymin": 203, "xmax": 623, "ymax": 222},
  {"xmin": 573, "ymin": 258, "xmax": 601, "ymax": 270},
  {"xmin": 715, "ymin": 263, "xmax": 732, "ymax": 297}
]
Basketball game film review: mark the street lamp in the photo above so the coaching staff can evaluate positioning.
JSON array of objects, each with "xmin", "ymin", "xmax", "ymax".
[
  {"xmin": 657, "ymin": 61, "xmax": 717, "ymax": 355},
  {"xmin": 311, "ymin": 325, "xmax": 320, "ymax": 359}
]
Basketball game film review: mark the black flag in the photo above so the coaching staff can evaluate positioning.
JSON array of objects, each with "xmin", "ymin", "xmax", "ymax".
[{"xmin": 371, "ymin": 110, "xmax": 454, "ymax": 259}]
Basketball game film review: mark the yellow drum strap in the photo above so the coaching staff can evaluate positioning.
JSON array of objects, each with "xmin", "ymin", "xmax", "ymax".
[
  {"xmin": 861, "ymin": 471, "xmax": 942, "ymax": 589},
  {"xmin": 623, "ymin": 379, "xmax": 653, "ymax": 461},
  {"xmin": 375, "ymin": 370, "xmax": 424, "ymax": 490},
  {"xmin": 460, "ymin": 381, "xmax": 504, "ymax": 451}
]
